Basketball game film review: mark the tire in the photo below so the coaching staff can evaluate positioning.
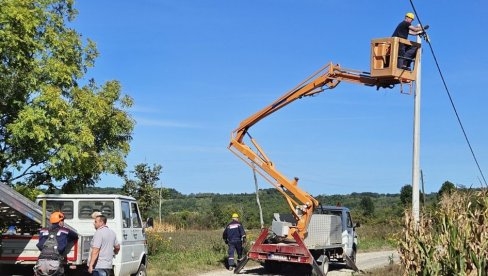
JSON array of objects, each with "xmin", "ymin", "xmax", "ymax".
[
  {"xmin": 132, "ymin": 263, "xmax": 147, "ymax": 276},
  {"xmin": 350, "ymin": 249, "xmax": 357, "ymax": 264},
  {"xmin": 320, "ymin": 255, "xmax": 329, "ymax": 275}
]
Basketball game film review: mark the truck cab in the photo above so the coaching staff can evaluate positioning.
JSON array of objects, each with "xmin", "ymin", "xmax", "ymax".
[{"xmin": 36, "ymin": 194, "xmax": 148, "ymax": 276}]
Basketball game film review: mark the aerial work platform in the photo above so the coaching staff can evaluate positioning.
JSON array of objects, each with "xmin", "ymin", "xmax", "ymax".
[{"xmin": 371, "ymin": 37, "xmax": 421, "ymax": 82}]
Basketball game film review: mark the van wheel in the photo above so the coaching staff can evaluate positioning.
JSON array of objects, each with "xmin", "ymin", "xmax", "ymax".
[{"xmin": 133, "ymin": 264, "xmax": 146, "ymax": 276}]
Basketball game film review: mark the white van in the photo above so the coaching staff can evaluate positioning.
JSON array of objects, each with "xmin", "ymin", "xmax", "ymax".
[{"xmin": 0, "ymin": 194, "xmax": 148, "ymax": 276}]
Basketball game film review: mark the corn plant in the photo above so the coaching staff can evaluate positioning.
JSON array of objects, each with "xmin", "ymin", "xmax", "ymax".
[{"xmin": 399, "ymin": 189, "xmax": 488, "ymax": 276}]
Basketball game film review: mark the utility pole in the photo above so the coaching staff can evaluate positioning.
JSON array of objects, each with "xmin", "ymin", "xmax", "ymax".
[
  {"xmin": 252, "ymin": 164, "xmax": 264, "ymax": 229},
  {"xmin": 412, "ymin": 35, "xmax": 422, "ymax": 224},
  {"xmin": 159, "ymin": 181, "xmax": 163, "ymax": 224},
  {"xmin": 420, "ymin": 169, "xmax": 425, "ymax": 205}
]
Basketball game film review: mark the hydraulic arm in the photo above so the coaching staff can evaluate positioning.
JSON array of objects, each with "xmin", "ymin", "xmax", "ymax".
[{"xmin": 229, "ymin": 62, "xmax": 410, "ymax": 240}]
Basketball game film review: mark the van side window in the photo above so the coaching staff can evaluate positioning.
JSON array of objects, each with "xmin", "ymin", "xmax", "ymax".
[
  {"xmin": 122, "ymin": 201, "xmax": 131, "ymax": 228},
  {"xmin": 79, "ymin": 201, "xmax": 115, "ymax": 219},
  {"xmin": 41, "ymin": 201, "xmax": 74, "ymax": 219},
  {"xmin": 346, "ymin": 212, "xmax": 353, "ymax": 228},
  {"xmin": 131, "ymin": 202, "xmax": 142, "ymax": 228}
]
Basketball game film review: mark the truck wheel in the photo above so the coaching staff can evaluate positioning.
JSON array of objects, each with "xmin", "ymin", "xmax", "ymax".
[
  {"xmin": 350, "ymin": 249, "xmax": 357, "ymax": 264},
  {"xmin": 133, "ymin": 263, "xmax": 146, "ymax": 276},
  {"xmin": 320, "ymin": 256, "xmax": 329, "ymax": 275}
]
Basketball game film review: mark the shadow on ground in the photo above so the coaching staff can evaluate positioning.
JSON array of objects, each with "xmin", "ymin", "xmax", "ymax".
[{"xmin": 240, "ymin": 262, "xmax": 350, "ymax": 275}]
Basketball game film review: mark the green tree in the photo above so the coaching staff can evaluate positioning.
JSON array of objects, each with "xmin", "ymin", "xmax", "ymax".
[
  {"xmin": 123, "ymin": 163, "xmax": 161, "ymax": 217},
  {"xmin": 360, "ymin": 196, "xmax": 375, "ymax": 217},
  {"xmin": 0, "ymin": 0, "xmax": 134, "ymax": 192},
  {"xmin": 437, "ymin": 181, "xmax": 456, "ymax": 200},
  {"xmin": 14, "ymin": 183, "xmax": 44, "ymax": 201},
  {"xmin": 400, "ymin": 184, "xmax": 412, "ymax": 206}
]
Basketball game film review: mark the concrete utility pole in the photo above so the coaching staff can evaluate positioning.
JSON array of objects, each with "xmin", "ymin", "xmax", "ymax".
[
  {"xmin": 252, "ymin": 164, "xmax": 264, "ymax": 229},
  {"xmin": 411, "ymin": 35, "xmax": 422, "ymax": 224}
]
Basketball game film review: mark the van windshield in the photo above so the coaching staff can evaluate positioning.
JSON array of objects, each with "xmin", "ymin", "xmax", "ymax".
[{"xmin": 79, "ymin": 201, "xmax": 115, "ymax": 219}]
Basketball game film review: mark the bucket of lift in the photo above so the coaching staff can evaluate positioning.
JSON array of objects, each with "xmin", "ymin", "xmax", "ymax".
[{"xmin": 370, "ymin": 37, "xmax": 421, "ymax": 83}]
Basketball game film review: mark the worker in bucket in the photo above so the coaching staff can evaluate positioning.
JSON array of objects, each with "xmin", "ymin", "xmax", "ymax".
[
  {"xmin": 392, "ymin": 12, "xmax": 429, "ymax": 70},
  {"xmin": 223, "ymin": 213, "xmax": 246, "ymax": 271},
  {"xmin": 35, "ymin": 211, "xmax": 78, "ymax": 276}
]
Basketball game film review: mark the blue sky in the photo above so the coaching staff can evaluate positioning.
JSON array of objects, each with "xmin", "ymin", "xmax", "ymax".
[{"xmin": 72, "ymin": 1, "xmax": 487, "ymax": 195}]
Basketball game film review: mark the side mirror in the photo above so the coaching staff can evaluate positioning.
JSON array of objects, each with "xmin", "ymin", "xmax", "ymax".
[
  {"xmin": 145, "ymin": 217, "xmax": 154, "ymax": 228},
  {"xmin": 354, "ymin": 222, "xmax": 361, "ymax": 228}
]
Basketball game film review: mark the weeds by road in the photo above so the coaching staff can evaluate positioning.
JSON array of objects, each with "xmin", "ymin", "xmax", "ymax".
[{"xmin": 146, "ymin": 224, "xmax": 398, "ymax": 276}]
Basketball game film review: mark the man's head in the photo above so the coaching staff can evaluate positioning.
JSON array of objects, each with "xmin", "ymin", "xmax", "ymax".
[
  {"xmin": 405, "ymin": 12, "xmax": 415, "ymax": 22},
  {"xmin": 50, "ymin": 211, "xmax": 65, "ymax": 226},
  {"xmin": 231, "ymin": 213, "xmax": 239, "ymax": 221},
  {"xmin": 93, "ymin": 214, "xmax": 107, "ymax": 230}
]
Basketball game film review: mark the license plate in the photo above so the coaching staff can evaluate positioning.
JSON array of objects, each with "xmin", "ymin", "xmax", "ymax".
[{"xmin": 268, "ymin": 254, "xmax": 288, "ymax": 261}]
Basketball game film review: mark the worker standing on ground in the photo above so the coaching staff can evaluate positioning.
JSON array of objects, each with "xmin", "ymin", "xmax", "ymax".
[
  {"xmin": 35, "ymin": 211, "xmax": 78, "ymax": 276},
  {"xmin": 392, "ymin": 12, "xmax": 428, "ymax": 69},
  {"xmin": 223, "ymin": 213, "xmax": 246, "ymax": 271},
  {"xmin": 88, "ymin": 213, "xmax": 120, "ymax": 276}
]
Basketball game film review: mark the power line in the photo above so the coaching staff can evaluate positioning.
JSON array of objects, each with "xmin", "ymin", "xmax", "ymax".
[{"xmin": 409, "ymin": 0, "xmax": 487, "ymax": 187}]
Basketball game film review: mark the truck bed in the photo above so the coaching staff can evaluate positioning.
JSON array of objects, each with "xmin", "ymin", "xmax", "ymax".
[
  {"xmin": 273, "ymin": 213, "xmax": 343, "ymax": 249},
  {"xmin": 0, "ymin": 182, "xmax": 46, "ymax": 233},
  {"xmin": 0, "ymin": 182, "xmax": 92, "ymax": 265}
]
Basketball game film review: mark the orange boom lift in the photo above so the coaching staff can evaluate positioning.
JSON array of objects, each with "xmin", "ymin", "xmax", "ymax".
[{"xmin": 228, "ymin": 37, "xmax": 420, "ymax": 275}]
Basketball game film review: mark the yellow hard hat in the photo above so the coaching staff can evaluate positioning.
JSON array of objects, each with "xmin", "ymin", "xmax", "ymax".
[
  {"xmin": 231, "ymin": 213, "xmax": 239, "ymax": 218},
  {"xmin": 406, "ymin": 12, "xmax": 415, "ymax": 20}
]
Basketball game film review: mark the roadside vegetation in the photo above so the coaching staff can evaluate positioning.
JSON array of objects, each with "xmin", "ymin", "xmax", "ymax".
[
  {"xmin": 140, "ymin": 185, "xmax": 433, "ymax": 276},
  {"xmin": 400, "ymin": 189, "xmax": 488, "ymax": 275}
]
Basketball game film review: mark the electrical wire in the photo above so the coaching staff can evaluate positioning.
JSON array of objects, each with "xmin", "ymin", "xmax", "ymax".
[{"xmin": 409, "ymin": 0, "xmax": 487, "ymax": 187}]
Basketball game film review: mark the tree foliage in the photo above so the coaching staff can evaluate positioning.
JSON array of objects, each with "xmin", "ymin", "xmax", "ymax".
[
  {"xmin": 437, "ymin": 180, "xmax": 456, "ymax": 200},
  {"xmin": 360, "ymin": 196, "xmax": 375, "ymax": 217},
  {"xmin": 400, "ymin": 184, "xmax": 412, "ymax": 206},
  {"xmin": 0, "ymin": 0, "xmax": 134, "ymax": 191},
  {"xmin": 14, "ymin": 183, "xmax": 44, "ymax": 201},
  {"xmin": 122, "ymin": 163, "xmax": 161, "ymax": 218}
]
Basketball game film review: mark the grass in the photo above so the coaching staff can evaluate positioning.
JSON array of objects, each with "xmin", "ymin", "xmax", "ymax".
[
  {"xmin": 366, "ymin": 263, "xmax": 404, "ymax": 275},
  {"xmin": 146, "ymin": 229, "xmax": 227, "ymax": 276},
  {"xmin": 356, "ymin": 221, "xmax": 400, "ymax": 252},
  {"xmin": 146, "ymin": 223, "xmax": 399, "ymax": 276}
]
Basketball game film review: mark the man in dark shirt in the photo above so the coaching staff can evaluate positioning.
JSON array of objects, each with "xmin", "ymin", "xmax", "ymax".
[
  {"xmin": 392, "ymin": 12, "xmax": 425, "ymax": 69},
  {"xmin": 223, "ymin": 213, "xmax": 246, "ymax": 271},
  {"xmin": 35, "ymin": 211, "xmax": 78, "ymax": 276}
]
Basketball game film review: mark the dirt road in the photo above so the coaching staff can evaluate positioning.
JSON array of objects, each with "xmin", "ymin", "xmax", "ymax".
[{"xmin": 198, "ymin": 250, "xmax": 399, "ymax": 276}]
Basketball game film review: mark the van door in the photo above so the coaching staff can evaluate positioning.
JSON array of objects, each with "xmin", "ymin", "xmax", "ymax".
[
  {"xmin": 345, "ymin": 211, "xmax": 354, "ymax": 256},
  {"xmin": 120, "ymin": 201, "xmax": 138, "ymax": 274},
  {"xmin": 130, "ymin": 202, "xmax": 145, "ymax": 268}
]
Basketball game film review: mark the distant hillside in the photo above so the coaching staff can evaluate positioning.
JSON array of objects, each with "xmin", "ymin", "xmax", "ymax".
[
  {"xmin": 150, "ymin": 188, "xmax": 437, "ymax": 230},
  {"xmin": 80, "ymin": 186, "xmax": 437, "ymax": 229}
]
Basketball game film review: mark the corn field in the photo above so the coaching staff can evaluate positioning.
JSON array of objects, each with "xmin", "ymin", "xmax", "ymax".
[{"xmin": 399, "ymin": 189, "xmax": 488, "ymax": 276}]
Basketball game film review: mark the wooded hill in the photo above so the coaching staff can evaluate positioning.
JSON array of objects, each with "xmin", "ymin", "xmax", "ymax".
[{"xmin": 85, "ymin": 186, "xmax": 437, "ymax": 230}]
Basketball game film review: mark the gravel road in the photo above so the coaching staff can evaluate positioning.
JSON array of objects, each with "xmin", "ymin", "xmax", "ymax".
[{"xmin": 198, "ymin": 250, "xmax": 399, "ymax": 276}]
